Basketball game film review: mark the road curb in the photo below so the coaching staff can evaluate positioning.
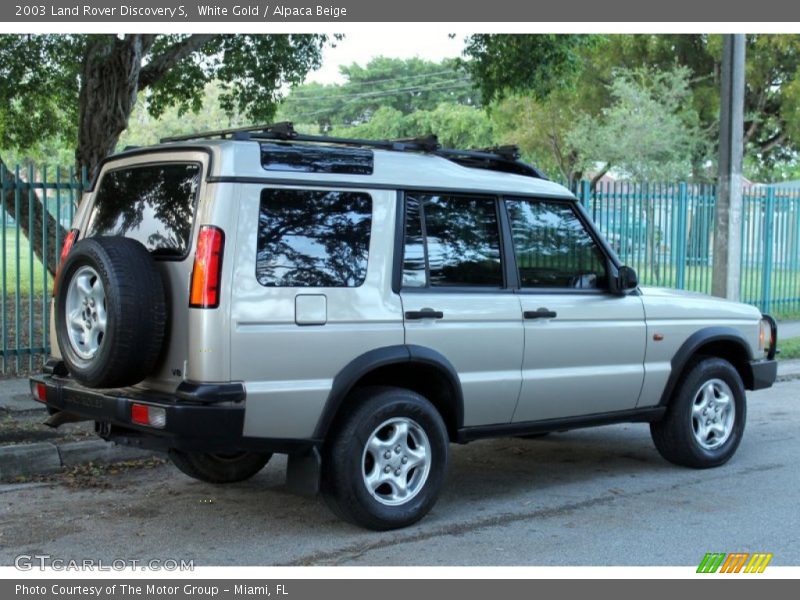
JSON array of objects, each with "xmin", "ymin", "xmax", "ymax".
[{"xmin": 0, "ymin": 440, "xmax": 154, "ymax": 481}]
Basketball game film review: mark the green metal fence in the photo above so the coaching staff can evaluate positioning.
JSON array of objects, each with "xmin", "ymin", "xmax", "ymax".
[
  {"xmin": 1, "ymin": 165, "xmax": 86, "ymax": 375},
  {"xmin": 1, "ymin": 167, "xmax": 800, "ymax": 376},
  {"xmin": 575, "ymin": 180, "xmax": 800, "ymax": 316}
]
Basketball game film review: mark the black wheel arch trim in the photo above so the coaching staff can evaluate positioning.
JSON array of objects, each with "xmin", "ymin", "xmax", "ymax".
[
  {"xmin": 312, "ymin": 344, "xmax": 464, "ymax": 439},
  {"xmin": 660, "ymin": 326, "xmax": 756, "ymax": 406}
]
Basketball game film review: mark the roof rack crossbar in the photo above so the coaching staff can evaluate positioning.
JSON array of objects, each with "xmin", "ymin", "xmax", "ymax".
[
  {"xmin": 159, "ymin": 122, "xmax": 546, "ymax": 179},
  {"xmin": 477, "ymin": 145, "xmax": 521, "ymax": 161},
  {"xmin": 435, "ymin": 147, "xmax": 546, "ymax": 178},
  {"xmin": 160, "ymin": 123, "xmax": 288, "ymax": 144}
]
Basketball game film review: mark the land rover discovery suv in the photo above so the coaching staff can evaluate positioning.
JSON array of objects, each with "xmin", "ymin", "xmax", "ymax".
[{"xmin": 31, "ymin": 123, "xmax": 778, "ymax": 530}]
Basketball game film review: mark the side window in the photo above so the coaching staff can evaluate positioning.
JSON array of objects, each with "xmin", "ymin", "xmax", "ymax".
[
  {"xmin": 505, "ymin": 199, "xmax": 608, "ymax": 289},
  {"xmin": 256, "ymin": 189, "xmax": 372, "ymax": 287},
  {"xmin": 402, "ymin": 193, "xmax": 503, "ymax": 288}
]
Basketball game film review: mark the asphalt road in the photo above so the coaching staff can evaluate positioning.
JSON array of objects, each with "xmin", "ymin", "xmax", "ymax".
[{"xmin": 1, "ymin": 380, "xmax": 798, "ymax": 567}]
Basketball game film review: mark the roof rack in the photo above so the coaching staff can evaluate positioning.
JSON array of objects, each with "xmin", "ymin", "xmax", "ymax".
[{"xmin": 159, "ymin": 122, "xmax": 546, "ymax": 179}]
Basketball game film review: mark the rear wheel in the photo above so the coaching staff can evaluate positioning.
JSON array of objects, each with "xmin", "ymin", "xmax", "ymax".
[
  {"xmin": 321, "ymin": 387, "xmax": 449, "ymax": 530},
  {"xmin": 650, "ymin": 357, "xmax": 746, "ymax": 468},
  {"xmin": 168, "ymin": 450, "xmax": 272, "ymax": 483}
]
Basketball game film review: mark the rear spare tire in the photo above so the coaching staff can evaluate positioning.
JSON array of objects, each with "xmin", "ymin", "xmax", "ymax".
[{"xmin": 55, "ymin": 236, "xmax": 167, "ymax": 388}]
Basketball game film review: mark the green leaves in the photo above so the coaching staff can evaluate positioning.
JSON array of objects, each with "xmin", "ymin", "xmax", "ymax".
[
  {"xmin": 328, "ymin": 104, "xmax": 494, "ymax": 149},
  {"xmin": 0, "ymin": 35, "xmax": 83, "ymax": 153},
  {"xmin": 279, "ymin": 56, "xmax": 477, "ymax": 131},
  {"xmin": 567, "ymin": 67, "xmax": 708, "ymax": 182},
  {"xmin": 0, "ymin": 34, "xmax": 328, "ymax": 170},
  {"xmin": 461, "ymin": 34, "xmax": 596, "ymax": 105}
]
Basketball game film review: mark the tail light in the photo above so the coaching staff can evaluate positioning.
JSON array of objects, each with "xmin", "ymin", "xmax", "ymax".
[
  {"xmin": 31, "ymin": 381, "xmax": 47, "ymax": 403},
  {"xmin": 131, "ymin": 403, "xmax": 166, "ymax": 429},
  {"xmin": 190, "ymin": 225, "xmax": 225, "ymax": 308},
  {"xmin": 53, "ymin": 228, "xmax": 79, "ymax": 295}
]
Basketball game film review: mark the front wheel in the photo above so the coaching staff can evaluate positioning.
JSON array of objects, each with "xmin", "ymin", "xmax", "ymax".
[
  {"xmin": 650, "ymin": 357, "xmax": 746, "ymax": 468},
  {"xmin": 321, "ymin": 387, "xmax": 449, "ymax": 530}
]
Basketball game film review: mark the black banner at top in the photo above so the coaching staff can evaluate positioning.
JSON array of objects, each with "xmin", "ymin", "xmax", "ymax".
[{"xmin": 0, "ymin": 0, "xmax": 797, "ymax": 23}]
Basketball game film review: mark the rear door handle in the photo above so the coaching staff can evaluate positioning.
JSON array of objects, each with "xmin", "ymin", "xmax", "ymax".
[
  {"xmin": 524, "ymin": 308, "xmax": 557, "ymax": 319},
  {"xmin": 405, "ymin": 309, "xmax": 444, "ymax": 320}
]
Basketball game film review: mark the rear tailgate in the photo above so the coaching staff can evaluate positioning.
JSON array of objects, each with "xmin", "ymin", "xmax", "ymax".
[{"xmin": 54, "ymin": 151, "xmax": 211, "ymax": 392}]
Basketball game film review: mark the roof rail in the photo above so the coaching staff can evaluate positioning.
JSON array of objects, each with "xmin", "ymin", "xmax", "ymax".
[
  {"xmin": 158, "ymin": 122, "xmax": 546, "ymax": 179},
  {"xmin": 159, "ymin": 123, "xmax": 286, "ymax": 143}
]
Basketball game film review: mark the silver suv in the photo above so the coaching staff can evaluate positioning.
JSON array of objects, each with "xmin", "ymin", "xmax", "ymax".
[{"xmin": 31, "ymin": 124, "xmax": 778, "ymax": 530}]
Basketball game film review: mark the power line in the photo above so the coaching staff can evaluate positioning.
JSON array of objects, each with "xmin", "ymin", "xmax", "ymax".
[
  {"xmin": 284, "ymin": 85, "xmax": 481, "ymax": 123},
  {"xmin": 285, "ymin": 79, "xmax": 474, "ymax": 104}
]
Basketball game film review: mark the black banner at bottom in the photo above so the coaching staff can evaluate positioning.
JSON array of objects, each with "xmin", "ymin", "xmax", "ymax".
[{"xmin": 3, "ymin": 579, "xmax": 796, "ymax": 600}]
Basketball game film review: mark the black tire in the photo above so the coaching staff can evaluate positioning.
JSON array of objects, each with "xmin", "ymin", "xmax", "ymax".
[
  {"xmin": 54, "ymin": 236, "xmax": 167, "ymax": 388},
  {"xmin": 650, "ymin": 357, "xmax": 746, "ymax": 469},
  {"xmin": 168, "ymin": 450, "xmax": 272, "ymax": 484},
  {"xmin": 321, "ymin": 386, "xmax": 449, "ymax": 530}
]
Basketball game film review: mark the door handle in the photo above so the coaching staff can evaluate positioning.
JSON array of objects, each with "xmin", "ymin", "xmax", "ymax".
[
  {"xmin": 524, "ymin": 308, "xmax": 557, "ymax": 319},
  {"xmin": 405, "ymin": 309, "xmax": 444, "ymax": 320}
]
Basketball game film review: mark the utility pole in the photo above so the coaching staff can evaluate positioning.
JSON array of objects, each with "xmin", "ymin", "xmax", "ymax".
[{"xmin": 712, "ymin": 34, "xmax": 746, "ymax": 301}]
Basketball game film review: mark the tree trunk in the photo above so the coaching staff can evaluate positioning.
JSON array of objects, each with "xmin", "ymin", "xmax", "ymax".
[
  {"xmin": 0, "ymin": 156, "xmax": 66, "ymax": 277},
  {"xmin": 75, "ymin": 35, "xmax": 155, "ymax": 178}
]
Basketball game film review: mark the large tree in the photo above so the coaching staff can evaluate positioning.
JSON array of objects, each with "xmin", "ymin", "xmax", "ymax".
[
  {"xmin": 583, "ymin": 34, "xmax": 800, "ymax": 180},
  {"xmin": 480, "ymin": 34, "xmax": 800, "ymax": 182},
  {"xmin": 568, "ymin": 67, "xmax": 708, "ymax": 182},
  {"xmin": 460, "ymin": 34, "xmax": 597, "ymax": 105},
  {"xmin": 0, "ymin": 33, "xmax": 329, "ymax": 274}
]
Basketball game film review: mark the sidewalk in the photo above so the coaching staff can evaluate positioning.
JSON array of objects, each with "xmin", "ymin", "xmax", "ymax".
[{"xmin": 0, "ymin": 377, "xmax": 152, "ymax": 481}]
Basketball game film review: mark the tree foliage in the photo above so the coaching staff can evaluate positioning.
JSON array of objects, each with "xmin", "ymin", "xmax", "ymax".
[
  {"xmin": 584, "ymin": 35, "xmax": 800, "ymax": 180},
  {"xmin": 279, "ymin": 56, "xmax": 478, "ymax": 131},
  {"xmin": 491, "ymin": 91, "xmax": 586, "ymax": 182},
  {"xmin": 460, "ymin": 34, "xmax": 596, "ymax": 105},
  {"xmin": 567, "ymin": 67, "xmax": 708, "ymax": 181},
  {"xmin": 0, "ymin": 34, "xmax": 329, "ymax": 175},
  {"xmin": 0, "ymin": 35, "xmax": 82, "ymax": 155},
  {"xmin": 329, "ymin": 104, "xmax": 494, "ymax": 149}
]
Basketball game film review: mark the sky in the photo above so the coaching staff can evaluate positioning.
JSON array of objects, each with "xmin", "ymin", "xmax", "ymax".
[{"xmin": 305, "ymin": 31, "xmax": 466, "ymax": 84}]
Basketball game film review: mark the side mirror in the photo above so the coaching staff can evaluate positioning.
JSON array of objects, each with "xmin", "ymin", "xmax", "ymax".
[{"xmin": 610, "ymin": 265, "xmax": 638, "ymax": 295}]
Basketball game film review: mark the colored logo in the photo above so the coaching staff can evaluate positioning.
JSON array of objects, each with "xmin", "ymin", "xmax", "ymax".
[{"xmin": 697, "ymin": 552, "xmax": 773, "ymax": 573}]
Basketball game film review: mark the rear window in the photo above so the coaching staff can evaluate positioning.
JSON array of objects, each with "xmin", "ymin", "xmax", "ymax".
[
  {"xmin": 87, "ymin": 163, "xmax": 201, "ymax": 257},
  {"xmin": 256, "ymin": 188, "xmax": 372, "ymax": 287}
]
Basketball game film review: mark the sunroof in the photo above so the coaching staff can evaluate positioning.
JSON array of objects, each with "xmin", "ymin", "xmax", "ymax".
[{"xmin": 260, "ymin": 143, "xmax": 374, "ymax": 175}]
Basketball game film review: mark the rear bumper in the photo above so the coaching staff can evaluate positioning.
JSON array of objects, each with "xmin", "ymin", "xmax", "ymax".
[
  {"xmin": 748, "ymin": 359, "xmax": 778, "ymax": 391},
  {"xmin": 30, "ymin": 371, "xmax": 317, "ymax": 455}
]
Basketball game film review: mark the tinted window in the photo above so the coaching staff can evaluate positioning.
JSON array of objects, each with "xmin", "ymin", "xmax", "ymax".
[
  {"xmin": 87, "ymin": 163, "xmax": 200, "ymax": 256},
  {"xmin": 506, "ymin": 199, "xmax": 608, "ymax": 289},
  {"xmin": 403, "ymin": 194, "xmax": 503, "ymax": 288},
  {"xmin": 261, "ymin": 143, "xmax": 373, "ymax": 175},
  {"xmin": 256, "ymin": 189, "xmax": 372, "ymax": 287}
]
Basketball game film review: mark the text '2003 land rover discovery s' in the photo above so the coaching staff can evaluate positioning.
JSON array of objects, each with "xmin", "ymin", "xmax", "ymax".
[{"xmin": 31, "ymin": 123, "xmax": 778, "ymax": 530}]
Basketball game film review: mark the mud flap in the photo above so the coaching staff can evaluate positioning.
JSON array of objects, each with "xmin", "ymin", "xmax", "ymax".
[{"xmin": 285, "ymin": 446, "xmax": 321, "ymax": 496}]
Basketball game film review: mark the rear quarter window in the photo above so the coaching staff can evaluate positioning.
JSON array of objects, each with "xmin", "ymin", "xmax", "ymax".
[
  {"xmin": 86, "ymin": 163, "xmax": 201, "ymax": 257},
  {"xmin": 256, "ymin": 188, "xmax": 372, "ymax": 287}
]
